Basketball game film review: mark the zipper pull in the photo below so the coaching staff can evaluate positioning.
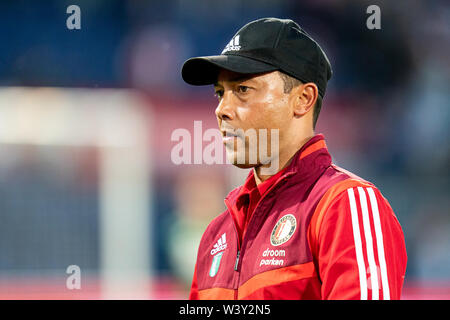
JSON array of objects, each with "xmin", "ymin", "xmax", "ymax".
[{"xmin": 234, "ymin": 250, "xmax": 240, "ymax": 271}]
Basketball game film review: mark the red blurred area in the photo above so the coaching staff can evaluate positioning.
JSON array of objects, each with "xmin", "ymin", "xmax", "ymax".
[
  {"xmin": 0, "ymin": 276, "xmax": 448, "ymax": 300},
  {"xmin": 0, "ymin": 276, "xmax": 188, "ymax": 300}
]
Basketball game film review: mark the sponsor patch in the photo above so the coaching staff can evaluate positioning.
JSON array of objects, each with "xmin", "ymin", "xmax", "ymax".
[
  {"xmin": 259, "ymin": 247, "xmax": 286, "ymax": 267},
  {"xmin": 209, "ymin": 252, "xmax": 223, "ymax": 277}
]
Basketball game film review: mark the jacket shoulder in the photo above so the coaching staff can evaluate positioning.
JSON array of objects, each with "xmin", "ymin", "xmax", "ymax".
[
  {"xmin": 308, "ymin": 164, "xmax": 380, "ymax": 250},
  {"xmin": 205, "ymin": 210, "xmax": 230, "ymax": 233},
  {"xmin": 314, "ymin": 163, "xmax": 380, "ymax": 220},
  {"xmin": 323, "ymin": 163, "xmax": 375, "ymax": 187},
  {"xmin": 196, "ymin": 209, "xmax": 232, "ymax": 251},
  {"xmin": 305, "ymin": 163, "xmax": 376, "ymax": 215}
]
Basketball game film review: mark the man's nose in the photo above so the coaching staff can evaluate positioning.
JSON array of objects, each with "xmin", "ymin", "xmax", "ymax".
[{"xmin": 215, "ymin": 92, "xmax": 234, "ymax": 121}]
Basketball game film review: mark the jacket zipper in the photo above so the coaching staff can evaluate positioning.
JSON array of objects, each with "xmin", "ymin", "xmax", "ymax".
[
  {"xmin": 233, "ymin": 250, "xmax": 240, "ymax": 299},
  {"xmin": 225, "ymin": 197, "xmax": 242, "ymax": 300},
  {"xmin": 234, "ymin": 250, "xmax": 240, "ymax": 271},
  {"xmin": 226, "ymin": 171, "xmax": 295, "ymax": 300}
]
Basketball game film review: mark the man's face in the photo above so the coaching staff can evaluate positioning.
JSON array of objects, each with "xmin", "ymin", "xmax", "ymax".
[{"xmin": 214, "ymin": 69, "xmax": 292, "ymax": 169}]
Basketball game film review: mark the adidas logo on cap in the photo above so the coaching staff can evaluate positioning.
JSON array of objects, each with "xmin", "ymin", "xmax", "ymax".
[{"xmin": 221, "ymin": 35, "xmax": 241, "ymax": 54}]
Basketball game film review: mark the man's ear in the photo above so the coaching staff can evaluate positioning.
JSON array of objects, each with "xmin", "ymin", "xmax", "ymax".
[{"xmin": 291, "ymin": 82, "xmax": 318, "ymax": 118}]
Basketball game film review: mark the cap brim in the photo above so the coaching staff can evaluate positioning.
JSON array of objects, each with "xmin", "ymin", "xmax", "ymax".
[{"xmin": 181, "ymin": 54, "xmax": 278, "ymax": 85}]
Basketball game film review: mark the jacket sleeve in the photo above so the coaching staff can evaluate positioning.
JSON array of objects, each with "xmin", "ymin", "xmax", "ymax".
[
  {"xmin": 316, "ymin": 185, "xmax": 407, "ymax": 300},
  {"xmin": 189, "ymin": 263, "xmax": 199, "ymax": 300}
]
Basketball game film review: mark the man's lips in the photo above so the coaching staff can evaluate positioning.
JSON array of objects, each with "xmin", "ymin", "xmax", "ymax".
[
  {"xmin": 221, "ymin": 130, "xmax": 242, "ymax": 143},
  {"xmin": 222, "ymin": 136, "xmax": 237, "ymax": 144},
  {"xmin": 222, "ymin": 131, "xmax": 239, "ymax": 137}
]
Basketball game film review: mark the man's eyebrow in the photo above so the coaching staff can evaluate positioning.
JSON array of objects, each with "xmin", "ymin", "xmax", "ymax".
[{"xmin": 214, "ymin": 74, "xmax": 255, "ymax": 86}]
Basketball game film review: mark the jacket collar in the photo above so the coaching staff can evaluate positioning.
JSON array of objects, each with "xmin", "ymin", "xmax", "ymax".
[{"xmin": 225, "ymin": 133, "xmax": 332, "ymax": 205}]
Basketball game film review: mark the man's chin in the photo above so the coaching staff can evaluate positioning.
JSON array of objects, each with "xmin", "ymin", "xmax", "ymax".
[
  {"xmin": 231, "ymin": 162, "xmax": 257, "ymax": 169},
  {"xmin": 225, "ymin": 152, "xmax": 258, "ymax": 168}
]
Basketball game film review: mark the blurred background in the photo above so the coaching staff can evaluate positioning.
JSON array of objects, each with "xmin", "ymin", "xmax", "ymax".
[{"xmin": 0, "ymin": 0, "xmax": 448, "ymax": 299}]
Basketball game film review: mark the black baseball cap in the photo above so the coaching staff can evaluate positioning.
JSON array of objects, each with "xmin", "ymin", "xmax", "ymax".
[{"xmin": 181, "ymin": 17, "xmax": 332, "ymax": 97}]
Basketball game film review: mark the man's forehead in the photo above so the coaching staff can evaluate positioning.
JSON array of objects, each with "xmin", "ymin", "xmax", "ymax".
[{"xmin": 214, "ymin": 69, "xmax": 277, "ymax": 86}]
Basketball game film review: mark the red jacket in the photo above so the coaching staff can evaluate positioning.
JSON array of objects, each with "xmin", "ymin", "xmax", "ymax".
[{"xmin": 189, "ymin": 134, "xmax": 407, "ymax": 300}]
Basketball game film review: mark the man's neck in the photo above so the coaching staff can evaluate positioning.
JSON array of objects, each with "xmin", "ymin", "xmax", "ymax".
[{"xmin": 253, "ymin": 134, "xmax": 315, "ymax": 185}]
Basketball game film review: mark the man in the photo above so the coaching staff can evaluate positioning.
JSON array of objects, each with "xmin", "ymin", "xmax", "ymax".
[{"xmin": 181, "ymin": 17, "xmax": 407, "ymax": 300}]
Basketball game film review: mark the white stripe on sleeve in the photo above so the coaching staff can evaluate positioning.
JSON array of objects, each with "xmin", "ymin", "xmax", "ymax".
[
  {"xmin": 367, "ymin": 187, "xmax": 390, "ymax": 300},
  {"xmin": 357, "ymin": 187, "xmax": 379, "ymax": 300},
  {"xmin": 347, "ymin": 188, "xmax": 368, "ymax": 300}
]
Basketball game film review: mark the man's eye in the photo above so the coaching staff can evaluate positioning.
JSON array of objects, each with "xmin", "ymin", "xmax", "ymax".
[
  {"xmin": 214, "ymin": 90, "xmax": 224, "ymax": 99},
  {"xmin": 238, "ymin": 85, "xmax": 249, "ymax": 93}
]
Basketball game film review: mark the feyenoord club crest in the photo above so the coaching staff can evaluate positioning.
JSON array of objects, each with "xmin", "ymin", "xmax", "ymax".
[{"xmin": 271, "ymin": 214, "xmax": 297, "ymax": 246}]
